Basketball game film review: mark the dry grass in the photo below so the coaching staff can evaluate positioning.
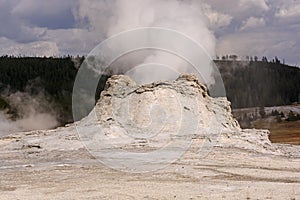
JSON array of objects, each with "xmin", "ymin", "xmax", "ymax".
[
  {"xmin": 252, "ymin": 120, "xmax": 300, "ymax": 145},
  {"xmin": 233, "ymin": 105, "xmax": 300, "ymax": 145}
]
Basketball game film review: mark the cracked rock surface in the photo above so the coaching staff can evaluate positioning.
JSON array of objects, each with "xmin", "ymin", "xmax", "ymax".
[{"xmin": 0, "ymin": 74, "xmax": 300, "ymax": 199}]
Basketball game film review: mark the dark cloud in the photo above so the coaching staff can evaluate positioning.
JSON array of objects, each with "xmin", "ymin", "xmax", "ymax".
[
  {"xmin": 0, "ymin": 0, "xmax": 75, "ymax": 43},
  {"xmin": 20, "ymin": 8, "xmax": 75, "ymax": 29},
  {"xmin": 0, "ymin": 0, "xmax": 27, "ymax": 42},
  {"xmin": 11, "ymin": 0, "xmax": 76, "ymax": 29}
]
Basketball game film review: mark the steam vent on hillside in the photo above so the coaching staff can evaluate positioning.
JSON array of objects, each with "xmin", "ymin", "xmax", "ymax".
[{"xmin": 1, "ymin": 74, "xmax": 300, "ymax": 199}]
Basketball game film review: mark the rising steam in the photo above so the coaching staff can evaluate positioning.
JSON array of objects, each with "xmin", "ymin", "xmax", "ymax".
[
  {"xmin": 0, "ymin": 92, "xmax": 59, "ymax": 137},
  {"xmin": 75, "ymin": 0, "xmax": 217, "ymax": 84}
]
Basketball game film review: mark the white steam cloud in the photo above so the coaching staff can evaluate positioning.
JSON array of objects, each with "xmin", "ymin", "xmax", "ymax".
[
  {"xmin": 0, "ymin": 92, "xmax": 59, "ymax": 137},
  {"xmin": 75, "ymin": 0, "xmax": 217, "ymax": 84}
]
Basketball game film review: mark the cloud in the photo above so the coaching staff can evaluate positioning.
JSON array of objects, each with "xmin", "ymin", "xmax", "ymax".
[
  {"xmin": 0, "ymin": 0, "xmax": 81, "ymax": 56},
  {"xmin": 216, "ymin": 30, "xmax": 299, "ymax": 65},
  {"xmin": 240, "ymin": 17, "xmax": 266, "ymax": 30},
  {"xmin": 208, "ymin": 0, "xmax": 299, "ymax": 65},
  {"xmin": 0, "ymin": 0, "xmax": 33, "ymax": 42},
  {"xmin": 12, "ymin": 0, "xmax": 73, "ymax": 16},
  {"xmin": 201, "ymin": 4, "xmax": 233, "ymax": 30},
  {"xmin": 275, "ymin": 3, "xmax": 300, "ymax": 22},
  {"xmin": 43, "ymin": 28, "xmax": 100, "ymax": 55},
  {"xmin": 11, "ymin": 0, "xmax": 75, "ymax": 29},
  {"xmin": 240, "ymin": 0, "xmax": 269, "ymax": 11},
  {"xmin": 0, "ymin": 37, "xmax": 59, "ymax": 57},
  {"xmin": 202, "ymin": 0, "xmax": 269, "ymax": 20}
]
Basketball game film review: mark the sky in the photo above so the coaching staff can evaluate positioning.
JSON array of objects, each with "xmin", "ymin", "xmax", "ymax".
[{"xmin": 0, "ymin": 0, "xmax": 299, "ymax": 66}]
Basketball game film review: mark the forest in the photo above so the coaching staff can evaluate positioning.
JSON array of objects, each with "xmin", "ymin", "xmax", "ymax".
[
  {"xmin": 0, "ymin": 56, "xmax": 79, "ymax": 124},
  {"xmin": 0, "ymin": 56, "xmax": 299, "ymax": 126},
  {"xmin": 216, "ymin": 60, "xmax": 300, "ymax": 108}
]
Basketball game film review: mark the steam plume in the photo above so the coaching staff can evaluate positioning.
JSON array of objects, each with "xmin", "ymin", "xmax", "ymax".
[
  {"xmin": 75, "ymin": 0, "xmax": 217, "ymax": 84},
  {"xmin": 0, "ymin": 92, "xmax": 59, "ymax": 137}
]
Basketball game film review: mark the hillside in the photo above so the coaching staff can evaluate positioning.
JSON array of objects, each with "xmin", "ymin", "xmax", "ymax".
[{"xmin": 215, "ymin": 60, "xmax": 300, "ymax": 108}]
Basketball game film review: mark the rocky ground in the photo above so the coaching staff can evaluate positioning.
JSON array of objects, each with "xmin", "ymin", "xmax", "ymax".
[{"xmin": 0, "ymin": 75, "xmax": 300, "ymax": 199}]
